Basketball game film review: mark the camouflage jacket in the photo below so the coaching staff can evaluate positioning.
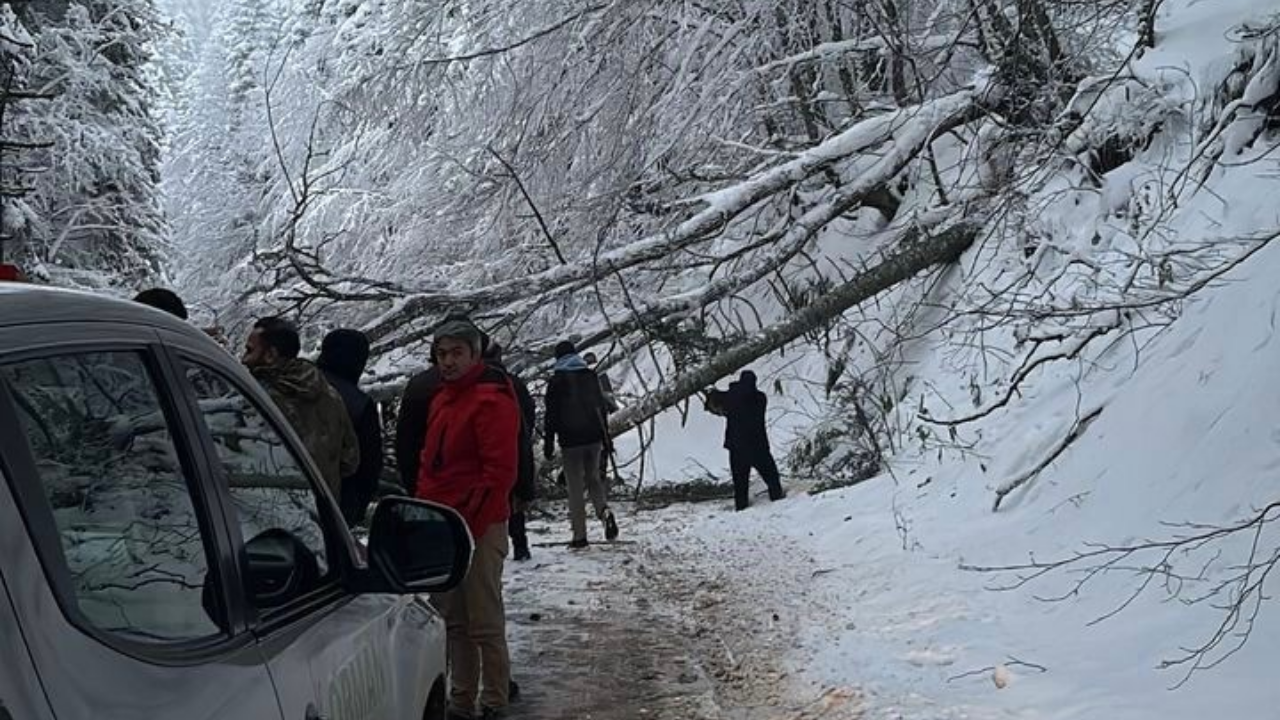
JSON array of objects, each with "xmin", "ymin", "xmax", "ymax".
[{"xmin": 253, "ymin": 358, "xmax": 359, "ymax": 498}]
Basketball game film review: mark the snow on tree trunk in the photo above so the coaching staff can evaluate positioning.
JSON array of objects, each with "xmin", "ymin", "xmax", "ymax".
[{"xmin": 608, "ymin": 222, "xmax": 983, "ymax": 435}]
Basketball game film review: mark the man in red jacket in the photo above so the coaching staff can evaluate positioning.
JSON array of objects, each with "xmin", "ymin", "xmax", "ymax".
[{"xmin": 416, "ymin": 319, "xmax": 520, "ymax": 720}]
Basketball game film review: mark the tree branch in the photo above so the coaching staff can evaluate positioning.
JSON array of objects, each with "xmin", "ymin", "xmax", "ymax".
[{"xmin": 608, "ymin": 222, "xmax": 983, "ymax": 435}]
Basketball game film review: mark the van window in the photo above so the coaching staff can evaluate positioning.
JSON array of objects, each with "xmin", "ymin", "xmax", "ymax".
[
  {"xmin": 0, "ymin": 351, "xmax": 222, "ymax": 642},
  {"xmin": 182, "ymin": 362, "xmax": 335, "ymax": 603}
]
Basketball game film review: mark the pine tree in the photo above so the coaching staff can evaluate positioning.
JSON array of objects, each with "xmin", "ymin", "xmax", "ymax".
[
  {"xmin": 12, "ymin": 0, "xmax": 168, "ymax": 285},
  {"xmin": 0, "ymin": 3, "xmax": 43, "ymax": 270},
  {"xmin": 165, "ymin": 0, "xmax": 287, "ymax": 296}
]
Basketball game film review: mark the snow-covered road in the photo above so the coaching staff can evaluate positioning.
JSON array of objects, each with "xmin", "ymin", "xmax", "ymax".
[{"xmin": 504, "ymin": 501, "xmax": 865, "ymax": 720}]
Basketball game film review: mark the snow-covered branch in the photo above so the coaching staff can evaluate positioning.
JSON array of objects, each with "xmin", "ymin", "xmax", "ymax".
[
  {"xmin": 362, "ymin": 83, "xmax": 993, "ymax": 344},
  {"xmin": 609, "ymin": 221, "xmax": 983, "ymax": 435}
]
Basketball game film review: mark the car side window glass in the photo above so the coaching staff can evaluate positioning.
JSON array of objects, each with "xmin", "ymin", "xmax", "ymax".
[
  {"xmin": 182, "ymin": 362, "xmax": 334, "ymax": 593},
  {"xmin": 0, "ymin": 351, "xmax": 222, "ymax": 642}
]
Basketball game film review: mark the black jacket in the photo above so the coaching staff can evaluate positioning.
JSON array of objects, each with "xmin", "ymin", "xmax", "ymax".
[
  {"xmin": 545, "ymin": 362, "xmax": 609, "ymax": 451},
  {"xmin": 396, "ymin": 362, "xmax": 536, "ymax": 502},
  {"xmin": 709, "ymin": 378, "xmax": 770, "ymax": 452},
  {"xmin": 396, "ymin": 367, "xmax": 442, "ymax": 493},
  {"xmin": 322, "ymin": 369, "xmax": 384, "ymax": 524},
  {"xmin": 490, "ymin": 360, "xmax": 537, "ymax": 503}
]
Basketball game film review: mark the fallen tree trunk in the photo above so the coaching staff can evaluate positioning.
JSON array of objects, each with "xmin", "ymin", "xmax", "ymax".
[
  {"xmin": 361, "ymin": 85, "xmax": 991, "ymax": 344},
  {"xmin": 473, "ymin": 99, "xmax": 991, "ymax": 364},
  {"xmin": 608, "ymin": 221, "xmax": 984, "ymax": 435}
]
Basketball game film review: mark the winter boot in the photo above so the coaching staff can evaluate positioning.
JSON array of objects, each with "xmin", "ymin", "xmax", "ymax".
[
  {"xmin": 568, "ymin": 537, "xmax": 589, "ymax": 550},
  {"xmin": 513, "ymin": 545, "xmax": 532, "ymax": 562}
]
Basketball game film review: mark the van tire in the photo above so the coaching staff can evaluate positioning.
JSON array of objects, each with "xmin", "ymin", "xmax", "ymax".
[{"xmin": 423, "ymin": 677, "xmax": 447, "ymax": 720}]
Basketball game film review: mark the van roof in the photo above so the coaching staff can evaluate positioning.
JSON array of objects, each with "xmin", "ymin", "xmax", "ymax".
[{"xmin": 0, "ymin": 284, "xmax": 208, "ymax": 343}]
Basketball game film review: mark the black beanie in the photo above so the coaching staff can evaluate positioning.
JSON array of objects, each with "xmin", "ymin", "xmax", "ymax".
[{"xmin": 554, "ymin": 340, "xmax": 576, "ymax": 359}]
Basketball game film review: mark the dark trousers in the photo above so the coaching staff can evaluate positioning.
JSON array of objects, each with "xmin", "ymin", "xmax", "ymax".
[
  {"xmin": 508, "ymin": 509, "xmax": 529, "ymax": 555},
  {"xmin": 599, "ymin": 449, "xmax": 611, "ymax": 487},
  {"xmin": 729, "ymin": 448, "xmax": 784, "ymax": 510},
  {"xmin": 340, "ymin": 481, "xmax": 376, "ymax": 528}
]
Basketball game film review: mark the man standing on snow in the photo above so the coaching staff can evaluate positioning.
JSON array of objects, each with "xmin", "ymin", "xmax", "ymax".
[
  {"xmin": 707, "ymin": 370, "xmax": 786, "ymax": 511},
  {"xmin": 242, "ymin": 317, "xmax": 359, "ymax": 498},
  {"xmin": 545, "ymin": 340, "xmax": 619, "ymax": 548},
  {"xmin": 317, "ymin": 329, "xmax": 384, "ymax": 527},
  {"xmin": 416, "ymin": 319, "xmax": 519, "ymax": 719}
]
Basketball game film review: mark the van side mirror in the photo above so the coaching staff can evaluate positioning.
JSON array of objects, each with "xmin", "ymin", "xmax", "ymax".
[
  {"xmin": 364, "ymin": 498, "xmax": 472, "ymax": 594},
  {"xmin": 244, "ymin": 529, "xmax": 321, "ymax": 608}
]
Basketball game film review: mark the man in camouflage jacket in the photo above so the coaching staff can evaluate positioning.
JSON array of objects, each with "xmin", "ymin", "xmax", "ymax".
[{"xmin": 243, "ymin": 316, "xmax": 359, "ymax": 498}]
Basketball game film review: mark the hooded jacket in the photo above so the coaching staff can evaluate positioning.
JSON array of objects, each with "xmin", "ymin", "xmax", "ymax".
[
  {"xmin": 415, "ymin": 361, "xmax": 520, "ymax": 537},
  {"xmin": 252, "ymin": 358, "xmax": 360, "ymax": 497},
  {"xmin": 318, "ymin": 330, "xmax": 384, "ymax": 525},
  {"xmin": 544, "ymin": 353, "xmax": 610, "ymax": 451}
]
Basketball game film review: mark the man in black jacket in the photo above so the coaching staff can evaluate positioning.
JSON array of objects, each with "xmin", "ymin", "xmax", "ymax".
[
  {"xmin": 317, "ymin": 329, "xmax": 384, "ymax": 527},
  {"xmin": 396, "ymin": 362, "xmax": 441, "ymax": 493},
  {"xmin": 545, "ymin": 340, "xmax": 618, "ymax": 548},
  {"xmin": 707, "ymin": 370, "xmax": 786, "ymax": 511}
]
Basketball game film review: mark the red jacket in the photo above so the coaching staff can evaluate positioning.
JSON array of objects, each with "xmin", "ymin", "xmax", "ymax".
[{"xmin": 415, "ymin": 362, "xmax": 520, "ymax": 537}]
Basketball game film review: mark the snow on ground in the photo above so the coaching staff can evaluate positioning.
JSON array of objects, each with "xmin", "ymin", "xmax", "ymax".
[{"xmin": 506, "ymin": 502, "xmax": 867, "ymax": 720}]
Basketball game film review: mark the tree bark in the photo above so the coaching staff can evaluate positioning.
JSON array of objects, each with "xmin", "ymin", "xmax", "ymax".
[
  {"xmin": 1018, "ymin": 0, "xmax": 1063, "ymax": 66},
  {"xmin": 1138, "ymin": 0, "xmax": 1161, "ymax": 51},
  {"xmin": 608, "ymin": 222, "xmax": 983, "ymax": 435},
  {"xmin": 880, "ymin": 0, "xmax": 911, "ymax": 105}
]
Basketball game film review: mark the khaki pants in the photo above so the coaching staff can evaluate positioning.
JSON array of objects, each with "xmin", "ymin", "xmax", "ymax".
[
  {"xmin": 562, "ymin": 443, "xmax": 609, "ymax": 540},
  {"xmin": 431, "ymin": 522, "xmax": 510, "ymax": 714}
]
